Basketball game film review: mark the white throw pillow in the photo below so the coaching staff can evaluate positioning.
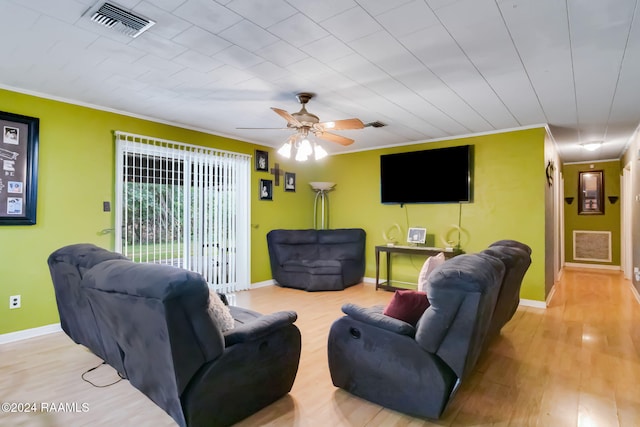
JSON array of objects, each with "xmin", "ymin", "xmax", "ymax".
[
  {"xmin": 417, "ymin": 252, "xmax": 446, "ymax": 292},
  {"xmin": 207, "ymin": 289, "xmax": 235, "ymax": 332}
]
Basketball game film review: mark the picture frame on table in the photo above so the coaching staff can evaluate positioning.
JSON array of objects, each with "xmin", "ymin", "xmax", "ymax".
[
  {"xmin": 0, "ymin": 111, "xmax": 39, "ymax": 225},
  {"xmin": 407, "ymin": 227, "xmax": 427, "ymax": 245}
]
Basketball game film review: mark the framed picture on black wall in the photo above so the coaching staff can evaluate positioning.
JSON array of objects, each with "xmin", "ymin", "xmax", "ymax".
[{"xmin": 255, "ymin": 150, "xmax": 269, "ymax": 172}]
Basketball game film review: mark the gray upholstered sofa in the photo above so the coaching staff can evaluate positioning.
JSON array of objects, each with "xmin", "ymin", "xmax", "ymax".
[
  {"xmin": 48, "ymin": 243, "xmax": 302, "ymax": 427},
  {"xmin": 47, "ymin": 244, "xmax": 130, "ymax": 376},
  {"xmin": 266, "ymin": 228, "xmax": 366, "ymax": 291},
  {"xmin": 327, "ymin": 241, "xmax": 531, "ymax": 419}
]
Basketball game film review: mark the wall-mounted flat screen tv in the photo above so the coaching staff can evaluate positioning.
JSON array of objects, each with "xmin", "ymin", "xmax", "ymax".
[{"xmin": 380, "ymin": 145, "xmax": 473, "ymax": 204}]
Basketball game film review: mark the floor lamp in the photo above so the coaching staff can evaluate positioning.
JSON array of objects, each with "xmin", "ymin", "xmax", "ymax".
[{"xmin": 310, "ymin": 182, "xmax": 335, "ymax": 229}]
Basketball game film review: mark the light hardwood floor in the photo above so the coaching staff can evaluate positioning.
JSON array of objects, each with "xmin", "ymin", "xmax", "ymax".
[{"xmin": 1, "ymin": 268, "xmax": 639, "ymax": 426}]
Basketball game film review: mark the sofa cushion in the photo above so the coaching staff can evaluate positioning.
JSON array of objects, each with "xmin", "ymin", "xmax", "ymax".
[
  {"xmin": 415, "ymin": 253, "xmax": 504, "ymax": 379},
  {"xmin": 282, "ymin": 259, "xmax": 342, "ymax": 275},
  {"xmin": 208, "ymin": 289, "xmax": 235, "ymax": 332},
  {"xmin": 481, "ymin": 245, "xmax": 531, "ymax": 337},
  {"xmin": 268, "ymin": 229, "xmax": 319, "ymax": 244},
  {"xmin": 317, "ymin": 228, "xmax": 365, "ymax": 244},
  {"xmin": 47, "ymin": 243, "xmax": 130, "ymax": 376},
  {"xmin": 417, "ymin": 252, "xmax": 446, "ymax": 292},
  {"xmin": 489, "ymin": 239, "xmax": 532, "ymax": 255},
  {"xmin": 276, "ymin": 244, "xmax": 319, "ymax": 262},
  {"xmin": 383, "ymin": 289, "xmax": 431, "ymax": 326}
]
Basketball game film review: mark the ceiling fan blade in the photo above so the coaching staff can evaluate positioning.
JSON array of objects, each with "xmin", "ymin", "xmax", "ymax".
[
  {"xmin": 271, "ymin": 107, "xmax": 302, "ymax": 128},
  {"xmin": 317, "ymin": 131, "xmax": 354, "ymax": 146},
  {"xmin": 317, "ymin": 118, "xmax": 364, "ymax": 131}
]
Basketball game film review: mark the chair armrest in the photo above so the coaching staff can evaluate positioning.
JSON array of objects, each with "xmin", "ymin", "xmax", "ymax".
[
  {"xmin": 341, "ymin": 303, "xmax": 415, "ymax": 337},
  {"xmin": 224, "ymin": 311, "xmax": 298, "ymax": 346}
]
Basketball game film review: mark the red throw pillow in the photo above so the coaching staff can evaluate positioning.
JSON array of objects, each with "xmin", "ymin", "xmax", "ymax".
[{"xmin": 383, "ymin": 289, "xmax": 430, "ymax": 325}]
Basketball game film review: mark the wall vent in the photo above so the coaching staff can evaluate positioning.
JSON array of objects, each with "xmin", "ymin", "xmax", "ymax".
[
  {"xmin": 573, "ymin": 230, "xmax": 611, "ymax": 262},
  {"xmin": 87, "ymin": 2, "xmax": 155, "ymax": 38},
  {"xmin": 365, "ymin": 121, "xmax": 387, "ymax": 128}
]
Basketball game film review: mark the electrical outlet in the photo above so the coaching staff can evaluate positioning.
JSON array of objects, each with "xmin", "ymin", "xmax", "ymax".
[{"xmin": 9, "ymin": 295, "xmax": 21, "ymax": 309}]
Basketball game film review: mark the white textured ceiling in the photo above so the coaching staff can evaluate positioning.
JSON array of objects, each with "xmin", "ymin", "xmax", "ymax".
[{"xmin": 1, "ymin": 0, "xmax": 639, "ymax": 163}]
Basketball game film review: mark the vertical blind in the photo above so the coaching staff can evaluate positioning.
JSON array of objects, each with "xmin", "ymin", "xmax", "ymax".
[{"xmin": 114, "ymin": 131, "xmax": 251, "ymax": 294}]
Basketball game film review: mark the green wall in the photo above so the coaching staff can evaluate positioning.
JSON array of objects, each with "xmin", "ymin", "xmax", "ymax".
[
  {"xmin": 250, "ymin": 157, "xmax": 321, "ymax": 282},
  {"xmin": 312, "ymin": 128, "xmax": 548, "ymax": 301},
  {"xmin": 562, "ymin": 161, "xmax": 621, "ymax": 265},
  {"xmin": 0, "ymin": 89, "xmax": 314, "ymax": 335},
  {"xmin": 0, "ymin": 88, "xmax": 549, "ymax": 336}
]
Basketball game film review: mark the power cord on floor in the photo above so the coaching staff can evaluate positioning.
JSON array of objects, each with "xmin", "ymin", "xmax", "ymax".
[{"xmin": 81, "ymin": 361, "xmax": 125, "ymax": 388}]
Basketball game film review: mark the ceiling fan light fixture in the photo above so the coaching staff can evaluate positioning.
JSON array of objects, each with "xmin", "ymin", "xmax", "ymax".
[
  {"xmin": 295, "ymin": 138, "xmax": 312, "ymax": 161},
  {"xmin": 314, "ymin": 143, "xmax": 328, "ymax": 160},
  {"xmin": 295, "ymin": 148, "xmax": 309, "ymax": 162},
  {"xmin": 277, "ymin": 136, "xmax": 329, "ymax": 162},
  {"xmin": 299, "ymin": 138, "xmax": 312, "ymax": 155},
  {"xmin": 277, "ymin": 142, "xmax": 292, "ymax": 158}
]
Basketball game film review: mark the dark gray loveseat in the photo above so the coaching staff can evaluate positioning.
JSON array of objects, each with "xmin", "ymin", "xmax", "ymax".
[
  {"xmin": 48, "ymin": 243, "xmax": 302, "ymax": 427},
  {"xmin": 47, "ymin": 244, "xmax": 130, "ymax": 376},
  {"xmin": 327, "ymin": 242, "xmax": 531, "ymax": 419},
  {"xmin": 266, "ymin": 228, "xmax": 366, "ymax": 291}
]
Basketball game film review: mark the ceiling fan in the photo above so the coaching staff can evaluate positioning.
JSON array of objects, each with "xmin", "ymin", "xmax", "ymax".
[
  {"xmin": 241, "ymin": 92, "xmax": 365, "ymax": 161},
  {"xmin": 272, "ymin": 92, "xmax": 364, "ymax": 146}
]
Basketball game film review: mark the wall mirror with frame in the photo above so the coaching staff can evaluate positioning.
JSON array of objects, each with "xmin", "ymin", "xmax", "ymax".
[{"xmin": 578, "ymin": 170, "xmax": 604, "ymax": 215}]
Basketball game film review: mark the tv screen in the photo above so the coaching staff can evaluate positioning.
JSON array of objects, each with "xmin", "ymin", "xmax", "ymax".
[{"xmin": 380, "ymin": 145, "xmax": 473, "ymax": 204}]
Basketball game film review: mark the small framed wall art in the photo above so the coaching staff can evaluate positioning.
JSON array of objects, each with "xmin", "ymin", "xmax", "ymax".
[
  {"xmin": 259, "ymin": 179, "xmax": 273, "ymax": 201},
  {"xmin": 0, "ymin": 110, "xmax": 39, "ymax": 225},
  {"xmin": 255, "ymin": 149, "xmax": 269, "ymax": 172},
  {"xmin": 578, "ymin": 170, "xmax": 604, "ymax": 215},
  {"xmin": 284, "ymin": 172, "xmax": 296, "ymax": 192}
]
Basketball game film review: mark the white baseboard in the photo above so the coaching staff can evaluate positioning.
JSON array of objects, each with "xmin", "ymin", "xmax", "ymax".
[
  {"xmin": 251, "ymin": 279, "xmax": 275, "ymax": 289},
  {"xmin": 362, "ymin": 277, "xmax": 376, "ymax": 285},
  {"xmin": 564, "ymin": 262, "xmax": 621, "ymax": 271},
  {"xmin": 0, "ymin": 323, "xmax": 62, "ymax": 345},
  {"xmin": 546, "ymin": 285, "xmax": 557, "ymax": 306},
  {"xmin": 519, "ymin": 298, "xmax": 546, "ymax": 309},
  {"xmin": 630, "ymin": 282, "xmax": 640, "ymax": 305}
]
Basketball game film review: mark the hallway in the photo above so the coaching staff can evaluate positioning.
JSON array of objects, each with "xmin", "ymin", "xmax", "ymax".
[{"xmin": 463, "ymin": 267, "xmax": 640, "ymax": 426}]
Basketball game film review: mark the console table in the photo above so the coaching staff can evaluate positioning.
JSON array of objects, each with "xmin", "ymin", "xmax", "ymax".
[{"xmin": 375, "ymin": 245, "xmax": 462, "ymax": 291}]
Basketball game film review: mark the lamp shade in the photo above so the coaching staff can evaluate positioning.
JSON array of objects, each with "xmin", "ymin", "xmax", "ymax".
[{"xmin": 310, "ymin": 182, "xmax": 335, "ymax": 191}]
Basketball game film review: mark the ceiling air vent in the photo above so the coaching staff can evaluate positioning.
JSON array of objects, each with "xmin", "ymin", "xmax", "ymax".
[
  {"xmin": 365, "ymin": 121, "xmax": 387, "ymax": 128},
  {"xmin": 87, "ymin": 2, "xmax": 155, "ymax": 38}
]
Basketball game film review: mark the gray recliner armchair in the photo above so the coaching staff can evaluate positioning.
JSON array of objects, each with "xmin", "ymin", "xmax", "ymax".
[
  {"xmin": 327, "ymin": 252, "xmax": 506, "ymax": 419},
  {"xmin": 48, "ymin": 244, "xmax": 302, "ymax": 427},
  {"xmin": 47, "ymin": 243, "xmax": 129, "ymax": 376},
  {"xmin": 482, "ymin": 241, "xmax": 532, "ymax": 340},
  {"xmin": 81, "ymin": 259, "xmax": 302, "ymax": 427}
]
